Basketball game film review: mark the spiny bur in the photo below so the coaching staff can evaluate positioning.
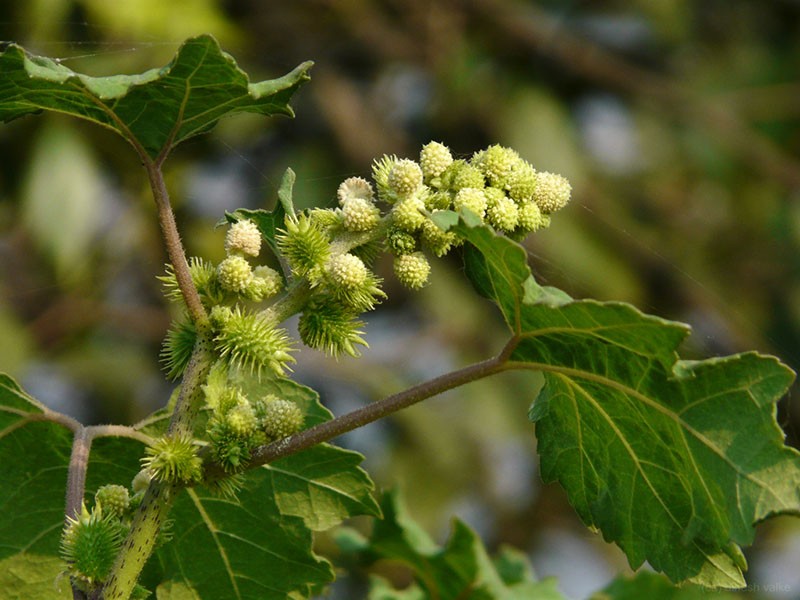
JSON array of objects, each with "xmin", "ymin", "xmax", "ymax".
[
  {"xmin": 60, "ymin": 503, "xmax": 126, "ymax": 588},
  {"xmin": 142, "ymin": 434, "xmax": 202, "ymax": 485}
]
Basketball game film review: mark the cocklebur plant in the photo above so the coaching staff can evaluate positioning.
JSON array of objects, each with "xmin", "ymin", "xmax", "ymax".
[{"xmin": 1, "ymin": 36, "xmax": 800, "ymax": 600}]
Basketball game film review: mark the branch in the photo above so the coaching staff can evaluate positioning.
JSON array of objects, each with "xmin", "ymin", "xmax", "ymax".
[
  {"xmin": 144, "ymin": 160, "xmax": 207, "ymax": 324},
  {"xmin": 204, "ymin": 340, "xmax": 517, "ymax": 479}
]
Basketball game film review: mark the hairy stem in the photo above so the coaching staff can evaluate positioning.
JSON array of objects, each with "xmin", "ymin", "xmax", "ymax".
[
  {"xmin": 144, "ymin": 160, "xmax": 207, "ymax": 325},
  {"xmin": 102, "ymin": 159, "xmax": 214, "ymax": 598},
  {"xmin": 167, "ymin": 330, "xmax": 215, "ymax": 436},
  {"xmin": 206, "ymin": 340, "xmax": 517, "ymax": 478},
  {"xmin": 65, "ymin": 427, "xmax": 92, "ymax": 521},
  {"xmin": 101, "ymin": 482, "xmax": 173, "ymax": 600}
]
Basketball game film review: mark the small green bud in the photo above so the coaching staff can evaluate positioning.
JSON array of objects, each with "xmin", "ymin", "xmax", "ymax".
[
  {"xmin": 475, "ymin": 144, "xmax": 521, "ymax": 188},
  {"xmin": 532, "ymin": 171, "xmax": 572, "ymax": 214},
  {"xmin": 486, "ymin": 193, "xmax": 520, "ymax": 232},
  {"xmin": 341, "ymin": 197, "xmax": 381, "ymax": 232},
  {"xmin": 420, "ymin": 215, "xmax": 457, "ymax": 257},
  {"xmin": 372, "ymin": 154, "xmax": 399, "ymax": 202},
  {"xmin": 225, "ymin": 403, "xmax": 259, "ymax": 437},
  {"xmin": 225, "ymin": 219, "xmax": 262, "ymax": 257},
  {"xmin": 453, "ymin": 187, "xmax": 488, "ymax": 218},
  {"xmin": 323, "ymin": 254, "xmax": 386, "ymax": 312},
  {"xmin": 387, "ymin": 227, "xmax": 418, "ymax": 255},
  {"xmin": 518, "ymin": 201, "xmax": 546, "ymax": 232},
  {"xmin": 209, "ymin": 305, "xmax": 234, "ymax": 329},
  {"xmin": 298, "ymin": 297, "xmax": 368, "ymax": 357},
  {"xmin": 420, "ymin": 141, "xmax": 453, "ymax": 179},
  {"xmin": 443, "ymin": 160, "xmax": 485, "ymax": 191},
  {"xmin": 308, "ymin": 207, "xmax": 343, "ymax": 232},
  {"xmin": 215, "ymin": 385, "xmax": 249, "ymax": 414},
  {"xmin": 217, "ymin": 255, "xmax": 253, "ymax": 294},
  {"xmin": 254, "ymin": 264, "xmax": 283, "ymax": 294},
  {"xmin": 142, "ymin": 434, "xmax": 202, "ymax": 485},
  {"xmin": 394, "ymin": 252, "xmax": 431, "ymax": 290},
  {"xmin": 159, "ymin": 257, "xmax": 222, "ymax": 306},
  {"xmin": 425, "ymin": 190, "xmax": 452, "ymax": 210},
  {"xmin": 391, "ymin": 194, "xmax": 427, "ymax": 232},
  {"xmin": 388, "ymin": 158, "xmax": 423, "ymax": 198},
  {"xmin": 326, "ymin": 253, "xmax": 368, "ymax": 289},
  {"xmin": 95, "ymin": 484, "xmax": 130, "ymax": 518},
  {"xmin": 131, "ymin": 469, "xmax": 152, "ymax": 495},
  {"xmin": 244, "ymin": 265, "xmax": 283, "ymax": 301},
  {"xmin": 277, "ymin": 213, "xmax": 332, "ymax": 278},
  {"xmin": 337, "ymin": 176, "xmax": 374, "ymax": 205},
  {"xmin": 208, "ymin": 426, "xmax": 253, "ymax": 472},
  {"xmin": 214, "ymin": 306, "xmax": 296, "ymax": 377},
  {"xmin": 506, "ymin": 160, "xmax": 537, "ymax": 203},
  {"xmin": 261, "ymin": 399, "xmax": 304, "ymax": 440}
]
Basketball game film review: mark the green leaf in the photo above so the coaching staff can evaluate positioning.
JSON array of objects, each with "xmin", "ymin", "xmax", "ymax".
[
  {"xmin": 154, "ymin": 473, "xmax": 334, "ymax": 600},
  {"xmin": 0, "ymin": 374, "xmax": 146, "ymax": 599},
  {"xmin": 340, "ymin": 490, "xmax": 566, "ymax": 600},
  {"xmin": 0, "ymin": 36, "xmax": 312, "ymax": 160},
  {"xmin": 150, "ymin": 371, "xmax": 379, "ymax": 597},
  {"xmin": 0, "ymin": 375, "xmax": 72, "ymax": 594},
  {"xmin": 591, "ymin": 571, "xmax": 739, "ymax": 599},
  {"xmin": 452, "ymin": 218, "xmax": 800, "ymax": 587}
]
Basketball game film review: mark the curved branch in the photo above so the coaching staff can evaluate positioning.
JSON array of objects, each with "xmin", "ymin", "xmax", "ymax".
[
  {"xmin": 86, "ymin": 424, "xmax": 155, "ymax": 446},
  {"xmin": 204, "ymin": 339, "xmax": 518, "ymax": 480}
]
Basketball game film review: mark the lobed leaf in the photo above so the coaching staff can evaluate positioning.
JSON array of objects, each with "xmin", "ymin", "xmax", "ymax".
[
  {"xmin": 0, "ymin": 36, "xmax": 312, "ymax": 160},
  {"xmin": 451, "ymin": 217, "xmax": 800, "ymax": 588}
]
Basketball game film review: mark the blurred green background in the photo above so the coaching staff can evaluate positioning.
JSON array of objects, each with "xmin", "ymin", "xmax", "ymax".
[{"xmin": 1, "ymin": 1, "xmax": 800, "ymax": 598}]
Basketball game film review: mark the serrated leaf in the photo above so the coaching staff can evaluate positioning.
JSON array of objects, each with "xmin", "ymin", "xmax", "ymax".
[
  {"xmin": 155, "ymin": 473, "xmax": 334, "ymax": 600},
  {"xmin": 451, "ymin": 218, "xmax": 800, "ymax": 587},
  {"xmin": 0, "ymin": 36, "xmax": 312, "ymax": 160},
  {"xmin": 341, "ymin": 490, "xmax": 566, "ymax": 600},
  {"xmin": 591, "ymin": 571, "xmax": 739, "ymax": 599}
]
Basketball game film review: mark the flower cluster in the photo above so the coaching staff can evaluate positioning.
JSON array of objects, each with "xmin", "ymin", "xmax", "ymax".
[
  {"xmin": 372, "ymin": 142, "xmax": 571, "ymax": 289},
  {"xmin": 154, "ymin": 140, "xmax": 570, "ymax": 492}
]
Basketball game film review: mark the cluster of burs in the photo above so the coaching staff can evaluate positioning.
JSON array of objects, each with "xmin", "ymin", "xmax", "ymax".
[
  {"xmin": 60, "ymin": 142, "xmax": 570, "ymax": 590},
  {"xmin": 163, "ymin": 140, "xmax": 571, "ymax": 482}
]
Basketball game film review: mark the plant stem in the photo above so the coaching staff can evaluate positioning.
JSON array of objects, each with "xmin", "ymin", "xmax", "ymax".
[
  {"xmin": 166, "ymin": 331, "xmax": 215, "ymax": 436},
  {"xmin": 65, "ymin": 427, "xmax": 92, "ymax": 521},
  {"xmin": 101, "ymin": 482, "xmax": 173, "ymax": 600},
  {"xmin": 102, "ymin": 159, "xmax": 214, "ymax": 599},
  {"xmin": 144, "ymin": 160, "xmax": 207, "ymax": 325},
  {"xmin": 206, "ymin": 341, "xmax": 516, "ymax": 478}
]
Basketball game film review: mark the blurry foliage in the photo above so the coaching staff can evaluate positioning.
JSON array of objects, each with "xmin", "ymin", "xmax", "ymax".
[{"xmin": 1, "ymin": 1, "xmax": 799, "ymax": 597}]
